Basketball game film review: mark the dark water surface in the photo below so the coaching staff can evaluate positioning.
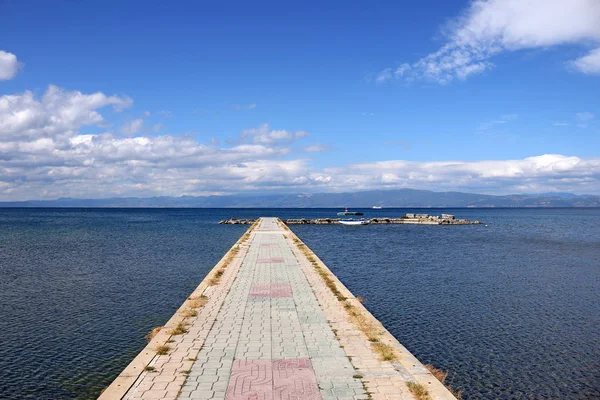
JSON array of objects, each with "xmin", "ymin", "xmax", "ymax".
[{"xmin": 0, "ymin": 208, "xmax": 598, "ymax": 399}]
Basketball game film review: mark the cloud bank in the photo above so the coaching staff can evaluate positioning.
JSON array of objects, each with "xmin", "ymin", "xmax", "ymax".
[
  {"xmin": 378, "ymin": 0, "xmax": 600, "ymax": 84},
  {"xmin": 1, "ymin": 85, "xmax": 599, "ymax": 200},
  {"xmin": 321, "ymin": 155, "xmax": 600, "ymax": 195}
]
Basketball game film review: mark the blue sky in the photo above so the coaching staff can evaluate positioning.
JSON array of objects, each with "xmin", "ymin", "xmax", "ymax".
[{"xmin": 1, "ymin": 0, "xmax": 599, "ymax": 200}]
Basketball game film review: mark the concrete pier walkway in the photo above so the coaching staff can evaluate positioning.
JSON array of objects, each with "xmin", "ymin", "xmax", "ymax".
[{"xmin": 101, "ymin": 218, "xmax": 456, "ymax": 400}]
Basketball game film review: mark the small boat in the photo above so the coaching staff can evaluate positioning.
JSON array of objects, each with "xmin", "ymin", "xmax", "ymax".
[
  {"xmin": 339, "ymin": 219, "xmax": 370, "ymax": 226},
  {"xmin": 372, "ymin": 206, "xmax": 382, "ymax": 209},
  {"xmin": 337, "ymin": 207, "xmax": 364, "ymax": 216}
]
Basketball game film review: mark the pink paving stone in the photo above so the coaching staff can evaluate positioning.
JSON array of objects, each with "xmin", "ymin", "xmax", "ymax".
[
  {"xmin": 225, "ymin": 359, "xmax": 321, "ymax": 400},
  {"xmin": 249, "ymin": 284, "xmax": 292, "ymax": 298},
  {"xmin": 257, "ymin": 257, "xmax": 284, "ymax": 263},
  {"xmin": 272, "ymin": 359, "xmax": 321, "ymax": 400},
  {"xmin": 226, "ymin": 360, "xmax": 273, "ymax": 400}
]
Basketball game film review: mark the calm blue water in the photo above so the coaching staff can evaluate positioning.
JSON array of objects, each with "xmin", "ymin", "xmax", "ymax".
[{"xmin": 0, "ymin": 208, "xmax": 598, "ymax": 399}]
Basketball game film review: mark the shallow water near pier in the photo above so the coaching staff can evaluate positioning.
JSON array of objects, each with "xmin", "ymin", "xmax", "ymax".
[{"xmin": 0, "ymin": 208, "xmax": 598, "ymax": 399}]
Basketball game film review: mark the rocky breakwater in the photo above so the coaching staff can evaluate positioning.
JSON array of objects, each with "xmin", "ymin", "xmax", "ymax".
[
  {"xmin": 220, "ymin": 214, "xmax": 482, "ymax": 225},
  {"xmin": 219, "ymin": 218, "xmax": 256, "ymax": 224},
  {"xmin": 395, "ymin": 213, "xmax": 483, "ymax": 225}
]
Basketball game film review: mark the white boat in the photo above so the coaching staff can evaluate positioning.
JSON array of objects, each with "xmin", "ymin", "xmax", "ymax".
[
  {"xmin": 372, "ymin": 206, "xmax": 382, "ymax": 209},
  {"xmin": 339, "ymin": 219, "xmax": 370, "ymax": 226}
]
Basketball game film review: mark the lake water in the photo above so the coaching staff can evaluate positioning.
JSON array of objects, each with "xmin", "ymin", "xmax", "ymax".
[{"xmin": 0, "ymin": 208, "xmax": 598, "ymax": 399}]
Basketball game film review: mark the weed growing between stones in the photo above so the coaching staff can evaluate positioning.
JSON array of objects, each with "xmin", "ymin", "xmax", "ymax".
[
  {"xmin": 360, "ymin": 380, "xmax": 373, "ymax": 400},
  {"xmin": 155, "ymin": 345, "xmax": 171, "ymax": 355},
  {"xmin": 371, "ymin": 342, "xmax": 396, "ymax": 361},
  {"xmin": 188, "ymin": 295, "xmax": 208, "ymax": 309},
  {"xmin": 329, "ymin": 322, "xmax": 373, "ymax": 400},
  {"xmin": 277, "ymin": 218, "xmax": 291, "ymax": 231},
  {"xmin": 182, "ymin": 308, "xmax": 198, "ymax": 318},
  {"xmin": 143, "ymin": 366, "xmax": 156, "ymax": 372},
  {"xmin": 209, "ymin": 268, "xmax": 226, "ymax": 285},
  {"xmin": 210, "ymin": 221, "xmax": 256, "ymax": 287},
  {"xmin": 407, "ymin": 381, "xmax": 431, "ymax": 400},
  {"xmin": 170, "ymin": 322, "xmax": 189, "ymax": 335}
]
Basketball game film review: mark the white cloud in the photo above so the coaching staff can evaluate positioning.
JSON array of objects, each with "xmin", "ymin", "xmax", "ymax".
[
  {"xmin": 120, "ymin": 118, "xmax": 143, "ymax": 135},
  {"xmin": 0, "ymin": 85, "xmax": 132, "ymax": 142},
  {"xmin": 303, "ymin": 145, "xmax": 328, "ymax": 153},
  {"xmin": 379, "ymin": 0, "xmax": 600, "ymax": 84},
  {"xmin": 0, "ymin": 50, "xmax": 20, "ymax": 80},
  {"xmin": 238, "ymin": 123, "xmax": 308, "ymax": 145},
  {"xmin": 575, "ymin": 112, "xmax": 595, "ymax": 128},
  {"xmin": 477, "ymin": 113, "xmax": 519, "ymax": 131},
  {"xmin": 295, "ymin": 130, "xmax": 310, "ymax": 139},
  {"xmin": 570, "ymin": 47, "xmax": 600, "ymax": 75},
  {"xmin": 316, "ymin": 154, "xmax": 600, "ymax": 194},
  {"xmin": 375, "ymin": 68, "xmax": 393, "ymax": 84},
  {"xmin": 576, "ymin": 112, "xmax": 595, "ymax": 121}
]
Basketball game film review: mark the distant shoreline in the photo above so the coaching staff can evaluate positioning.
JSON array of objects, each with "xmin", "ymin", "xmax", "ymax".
[
  {"xmin": 1, "ymin": 206, "xmax": 600, "ymax": 209},
  {"xmin": 1, "ymin": 188, "xmax": 598, "ymax": 208}
]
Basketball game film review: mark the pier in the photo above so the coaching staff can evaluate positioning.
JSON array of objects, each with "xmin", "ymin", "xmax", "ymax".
[{"xmin": 100, "ymin": 218, "xmax": 457, "ymax": 400}]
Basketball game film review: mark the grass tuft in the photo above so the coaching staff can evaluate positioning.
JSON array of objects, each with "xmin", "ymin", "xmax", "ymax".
[
  {"xmin": 170, "ymin": 322, "xmax": 189, "ymax": 335},
  {"xmin": 425, "ymin": 364, "xmax": 447, "ymax": 383},
  {"xmin": 182, "ymin": 308, "xmax": 198, "ymax": 318},
  {"xmin": 425, "ymin": 364, "xmax": 463, "ymax": 399},
  {"xmin": 145, "ymin": 326, "xmax": 162, "ymax": 341},
  {"xmin": 406, "ymin": 382, "xmax": 430, "ymax": 400},
  {"xmin": 209, "ymin": 269, "xmax": 226, "ymax": 285},
  {"xmin": 144, "ymin": 366, "xmax": 156, "ymax": 372},
  {"xmin": 188, "ymin": 295, "xmax": 208, "ymax": 309},
  {"xmin": 371, "ymin": 342, "xmax": 396, "ymax": 361},
  {"xmin": 155, "ymin": 345, "xmax": 171, "ymax": 355}
]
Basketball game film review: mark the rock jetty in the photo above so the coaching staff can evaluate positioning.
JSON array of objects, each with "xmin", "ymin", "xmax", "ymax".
[
  {"xmin": 219, "ymin": 218, "xmax": 256, "ymax": 224},
  {"xmin": 220, "ymin": 213, "xmax": 482, "ymax": 225}
]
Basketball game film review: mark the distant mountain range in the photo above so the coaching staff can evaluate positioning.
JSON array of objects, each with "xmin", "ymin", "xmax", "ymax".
[{"xmin": 1, "ymin": 189, "xmax": 600, "ymax": 208}]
